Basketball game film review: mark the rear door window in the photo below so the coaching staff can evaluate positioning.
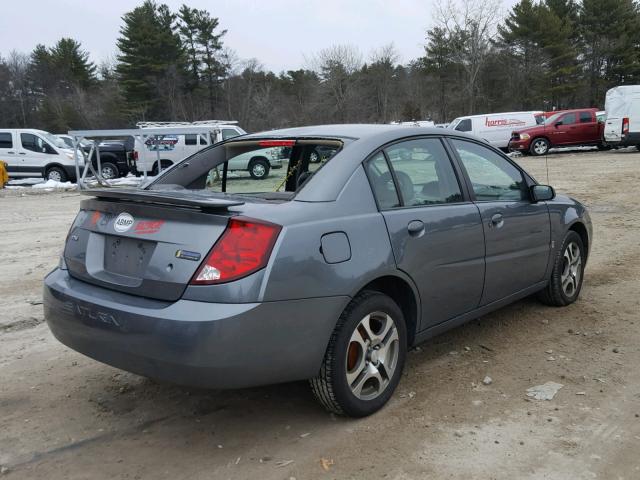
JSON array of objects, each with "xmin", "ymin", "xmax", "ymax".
[
  {"xmin": 579, "ymin": 112, "xmax": 593, "ymax": 123},
  {"xmin": 383, "ymin": 138, "xmax": 463, "ymax": 206},
  {"xmin": 0, "ymin": 132, "xmax": 12, "ymax": 149},
  {"xmin": 184, "ymin": 134, "xmax": 197, "ymax": 146},
  {"xmin": 364, "ymin": 152, "xmax": 400, "ymax": 210}
]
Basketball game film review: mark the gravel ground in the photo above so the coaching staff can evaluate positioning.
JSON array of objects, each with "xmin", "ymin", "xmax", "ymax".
[{"xmin": 1, "ymin": 148, "xmax": 639, "ymax": 479}]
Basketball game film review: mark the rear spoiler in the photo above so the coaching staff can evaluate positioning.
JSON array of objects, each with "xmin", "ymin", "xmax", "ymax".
[{"xmin": 81, "ymin": 188, "xmax": 244, "ymax": 210}]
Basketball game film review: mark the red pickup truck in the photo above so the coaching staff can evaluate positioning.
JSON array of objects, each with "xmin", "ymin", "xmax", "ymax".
[{"xmin": 509, "ymin": 108, "xmax": 605, "ymax": 155}]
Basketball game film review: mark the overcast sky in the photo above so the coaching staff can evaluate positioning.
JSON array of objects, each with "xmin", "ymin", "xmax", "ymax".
[{"xmin": 1, "ymin": 0, "xmax": 517, "ymax": 72}]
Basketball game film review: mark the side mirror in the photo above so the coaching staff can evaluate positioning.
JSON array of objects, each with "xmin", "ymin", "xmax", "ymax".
[
  {"xmin": 554, "ymin": 121, "xmax": 562, "ymax": 128},
  {"xmin": 531, "ymin": 184, "xmax": 555, "ymax": 202}
]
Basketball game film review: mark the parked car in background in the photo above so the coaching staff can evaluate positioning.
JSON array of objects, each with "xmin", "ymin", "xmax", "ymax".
[
  {"xmin": 0, "ymin": 129, "xmax": 80, "ymax": 182},
  {"xmin": 132, "ymin": 123, "xmax": 251, "ymax": 176},
  {"xmin": 44, "ymin": 124, "xmax": 592, "ymax": 417},
  {"xmin": 509, "ymin": 108, "xmax": 605, "ymax": 156},
  {"xmin": 603, "ymin": 85, "xmax": 640, "ymax": 149},
  {"xmin": 57, "ymin": 134, "xmax": 133, "ymax": 179},
  {"xmin": 448, "ymin": 111, "xmax": 541, "ymax": 150}
]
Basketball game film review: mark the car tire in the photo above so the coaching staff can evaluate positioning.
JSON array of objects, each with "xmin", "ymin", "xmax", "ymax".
[
  {"xmin": 249, "ymin": 158, "xmax": 270, "ymax": 180},
  {"xmin": 530, "ymin": 138, "xmax": 550, "ymax": 156},
  {"xmin": 100, "ymin": 162, "xmax": 119, "ymax": 180},
  {"xmin": 538, "ymin": 231, "xmax": 585, "ymax": 307},
  {"xmin": 45, "ymin": 166, "xmax": 67, "ymax": 183},
  {"xmin": 310, "ymin": 290, "xmax": 407, "ymax": 417}
]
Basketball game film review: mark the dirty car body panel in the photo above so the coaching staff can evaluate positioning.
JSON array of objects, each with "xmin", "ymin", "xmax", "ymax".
[{"xmin": 44, "ymin": 124, "xmax": 592, "ymax": 395}]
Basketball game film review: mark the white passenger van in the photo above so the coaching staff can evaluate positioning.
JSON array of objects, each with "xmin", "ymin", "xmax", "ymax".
[
  {"xmin": 0, "ymin": 129, "xmax": 81, "ymax": 182},
  {"xmin": 604, "ymin": 85, "xmax": 640, "ymax": 149},
  {"xmin": 448, "ymin": 111, "xmax": 542, "ymax": 150}
]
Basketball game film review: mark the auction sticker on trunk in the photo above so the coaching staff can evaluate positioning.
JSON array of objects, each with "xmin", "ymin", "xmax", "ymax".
[{"xmin": 114, "ymin": 212, "xmax": 134, "ymax": 233}]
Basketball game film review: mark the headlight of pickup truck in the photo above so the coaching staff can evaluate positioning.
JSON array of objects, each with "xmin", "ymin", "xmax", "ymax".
[{"xmin": 520, "ymin": 133, "xmax": 530, "ymax": 140}]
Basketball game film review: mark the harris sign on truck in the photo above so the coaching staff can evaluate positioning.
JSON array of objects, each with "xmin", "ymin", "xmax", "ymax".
[{"xmin": 448, "ymin": 111, "xmax": 541, "ymax": 150}]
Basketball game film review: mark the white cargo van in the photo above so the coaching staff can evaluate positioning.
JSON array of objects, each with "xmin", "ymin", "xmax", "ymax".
[
  {"xmin": 448, "ymin": 111, "xmax": 542, "ymax": 150},
  {"xmin": 604, "ymin": 85, "xmax": 640, "ymax": 148},
  {"xmin": 0, "ymin": 129, "xmax": 81, "ymax": 182}
]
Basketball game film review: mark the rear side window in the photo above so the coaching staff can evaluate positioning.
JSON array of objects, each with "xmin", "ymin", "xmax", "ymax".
[
  {"xmin": 383, "ymin": 138, "xmax": 463, "ymax": 207},
  {"xmin": 365, "ymin": 152, "xmax": 400, "ymax": 210},
  {"xmin": 184, "ymin": 134, "xmax": 197, "ymax": 146},
  {"xmin": 0, "ymin": 133, "xmax": 12, "ymax": 149},
  {"xmin": 199, "ymin": 135, "xmax": 208, "ymax": 145},
  {"xmin": 579, "ymin": 112, "xmax": 592, "ymax": 123},
  {"xmin": 455, "ymin": 119, "xmax": 472, "ymax": 132},
  {"xmin": 452, "ymin": 139, "xmax": 526, "ymax": 201}
]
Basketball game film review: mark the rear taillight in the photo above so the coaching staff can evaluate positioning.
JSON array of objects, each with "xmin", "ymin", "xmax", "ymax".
[
  {"xmin": 622, "ymin": 117, "xmax": 629, "ymax": 135},
  {"xmin": 191, "ymin": 217, "xmax": 281, "ymax": 285}
]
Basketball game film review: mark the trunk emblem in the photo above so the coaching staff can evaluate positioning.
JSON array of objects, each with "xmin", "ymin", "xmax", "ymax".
[
  {"xmin": 114, "ymin": 212, "xmax": 134, "ymax": 233},
  {"xmin": 175, "ymin": 250, "xmax": 201, "ymax": 261}
]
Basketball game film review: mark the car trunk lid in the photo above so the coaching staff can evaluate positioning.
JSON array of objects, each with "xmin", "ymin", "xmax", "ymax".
[{"xmin": 65, "ymin": 190, "xmax": 240, "ymax": 301}]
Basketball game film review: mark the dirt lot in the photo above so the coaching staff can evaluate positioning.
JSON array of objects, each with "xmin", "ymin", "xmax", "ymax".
[{"xmin": 1, "ymin": 148, "xmax": 639, "ymax": 479}]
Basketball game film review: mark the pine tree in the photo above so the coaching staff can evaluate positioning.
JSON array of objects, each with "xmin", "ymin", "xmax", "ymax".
[
  {"xmin": 116, "ymin": 0, "xmax": 186, "ymax": 118},
  {"xmin": 49, "ymin": 38, "xmax": 97, "ymax": 90}
]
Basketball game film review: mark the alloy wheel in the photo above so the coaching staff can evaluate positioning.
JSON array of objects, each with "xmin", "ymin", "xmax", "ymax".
[
  {"xmin": 533, "ymin": 140, "xmax": 548, "ymax": 155},
  {"xmin": 345, "ymin": 311, "xmax": 399, "ymax": 401},
  {"xmin": 561, "ymin": 241, "xmax": 582, "ymax": 297}
]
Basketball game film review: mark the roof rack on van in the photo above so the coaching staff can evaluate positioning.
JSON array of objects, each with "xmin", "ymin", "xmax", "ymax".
[{"xmin": 136, "ymin": 120, "xmax": 238, "ymax": 129}]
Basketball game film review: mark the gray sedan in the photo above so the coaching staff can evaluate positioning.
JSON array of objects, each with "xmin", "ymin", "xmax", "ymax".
[{"xmin": 44, "ymin": 125, "xmax": 591, "ymax": 417}]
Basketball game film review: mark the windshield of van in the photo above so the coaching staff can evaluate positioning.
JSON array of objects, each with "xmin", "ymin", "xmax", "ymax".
[
  {"xmin": 151, "ymin": 138, "xmax": 343, "ymax": 199},
  {"xmin": 40, "ymin": 131, "xmax": 67, "ymax": 149}
]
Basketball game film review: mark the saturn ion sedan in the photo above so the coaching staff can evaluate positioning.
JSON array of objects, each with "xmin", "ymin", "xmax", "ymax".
[{"xmin": 44, "ymin": 125, "xmax": 591, "ymax": 417}]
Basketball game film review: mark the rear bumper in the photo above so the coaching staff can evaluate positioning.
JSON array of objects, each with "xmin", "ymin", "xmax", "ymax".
[
  {"xmin": 44, "ymin": 268, "xmax": 348, "ymax": 389},
  {"xmin": 604, "ymin": 132, "xmax": 640, "ymax": 147}
]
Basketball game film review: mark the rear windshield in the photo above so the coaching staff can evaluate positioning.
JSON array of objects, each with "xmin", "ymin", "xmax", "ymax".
[{"xmin": 150, "ymin": 138, "xmax": 343, "ymax": 200}]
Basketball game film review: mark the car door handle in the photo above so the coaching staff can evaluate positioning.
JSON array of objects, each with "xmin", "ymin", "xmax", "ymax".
[
  {"xmin": 18, "ymin": 152, "xmax": 26, "ymax": 155},
  {"xmin": 7, "ymin": 151, "xmax": 15, "ymax": 154},
  {"xmin": 407, "ymin": 220, "xmax": 425, "ymax": 237},
  {"xmin": 490, "ymin": 213, "xmax": 504, "ymax": 228}
]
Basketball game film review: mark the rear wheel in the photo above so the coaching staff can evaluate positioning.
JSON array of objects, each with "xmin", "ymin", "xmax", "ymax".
[
  {"xmin": 100, "ymin": 162, "xmax": 119, "ymax": 179},
  {"xmin": 310, "ymin": 291, "xmax": 407, "ymax": 417},
  {"xmin": 538, "ymin": 231, "xmax": 585, "ymax": 306},
  {"xmin": 530, "ymin": 138, "xmax": 550, "ymax": 156},
  {"xmin": 45, "ymin": 166, "xmax": 67, "ymax": 182},
  {"xmin": 249, "ymin": 158, "xmax": 270, "ymax": 180}
]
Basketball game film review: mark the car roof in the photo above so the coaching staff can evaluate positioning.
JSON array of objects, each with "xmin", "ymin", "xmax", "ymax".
[
  {"xmin": 242, "ymin": 123, "xmax": 468, "ymax": 142},
  {"xmin": 240, "ymin": 124, "xmax": 483, "ymax": 202}
]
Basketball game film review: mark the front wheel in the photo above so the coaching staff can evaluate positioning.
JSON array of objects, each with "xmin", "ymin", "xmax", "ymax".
[
  {"xmin": 310, "ymin": 291, "xmax": 407, "ymax": 417},
  {"xmin": 45, "ymin": 166, "xmax": 67, "ymax": 182},
  {"xmin": 538, "ymin": 231, "xmax": 585, "ymax": 306},
  {"xmin": 530, "ymin": 138, "xmax": 550, "ymax": 156}
]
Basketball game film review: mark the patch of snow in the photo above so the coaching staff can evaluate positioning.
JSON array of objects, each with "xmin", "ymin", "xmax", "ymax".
[
  {"xmin": 31, "ymin": 180, "xmax": 77, "ymax": 190},
  {"xmin": 7, "ymin": 177, "xmax": 45, "ymax": 186}
]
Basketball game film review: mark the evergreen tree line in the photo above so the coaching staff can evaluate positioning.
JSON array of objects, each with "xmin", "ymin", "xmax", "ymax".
[{"xmin": 1, "ymin": 0, "xmax": 639, "ymax": 134}]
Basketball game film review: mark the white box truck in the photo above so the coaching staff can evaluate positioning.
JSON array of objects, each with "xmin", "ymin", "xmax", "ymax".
[
  {"xmin": 448, "ymin": 111, "xmax": 542, "ymax": 150},
  {"xmin": 604, "ymin": 85, "xmax": 640, "ymax": 149}
]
